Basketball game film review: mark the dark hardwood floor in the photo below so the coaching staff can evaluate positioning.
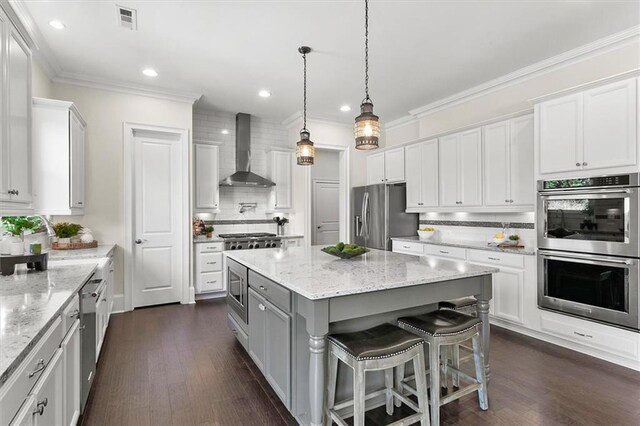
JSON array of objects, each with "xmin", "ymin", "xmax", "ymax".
[{"xmin": 81, "ymin": 299, "xmax": 640, "ymax": 426}]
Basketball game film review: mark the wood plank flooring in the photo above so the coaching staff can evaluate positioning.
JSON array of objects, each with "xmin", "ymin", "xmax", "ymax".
[{"xmin": 81, "ymin": 299, "xmax": 640, "ymax": 426}]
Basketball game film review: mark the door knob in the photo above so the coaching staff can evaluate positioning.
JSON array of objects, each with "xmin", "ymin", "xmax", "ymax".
[
  {"xmin": 135, "ymin": 239, "xmax": 143, "ymax": 244},
  {"xmin": 317, "ymin": 226, "xmax": 321, "ymax": 229}
]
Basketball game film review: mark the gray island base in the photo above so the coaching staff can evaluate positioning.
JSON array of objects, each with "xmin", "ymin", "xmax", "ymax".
[{"xmin": 225, "ymin": 246, "xmax": 496, "ymax": 426}]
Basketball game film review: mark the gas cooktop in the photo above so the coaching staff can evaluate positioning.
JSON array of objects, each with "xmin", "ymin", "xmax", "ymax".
[{"xmin": 219, "ymin": 233, "xmax": 281, "ymax": 250}]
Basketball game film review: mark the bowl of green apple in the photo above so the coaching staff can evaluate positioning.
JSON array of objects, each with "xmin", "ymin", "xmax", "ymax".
[{"xmin": 321, "ymin": 242, "xmax": 369, "ymax": 259}]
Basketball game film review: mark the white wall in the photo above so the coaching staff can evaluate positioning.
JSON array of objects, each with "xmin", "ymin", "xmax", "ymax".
[
  {"xmin": 311, "ymin": 149, "xmax": 340, "ymax": 181},
  {"xmin": 49, "ymin": 83, "xmax": 193, "ymax": 294},
  {"xmin": 192, "ymin": 109, "xmax": 290, "ymax": 233},
  {"xmin": 31, "ymin": 59, "xmax": 53, "ymax": 98},
  {"xmin": 385, "ymin": 42, "xmax": 640, "ymax": 146}
]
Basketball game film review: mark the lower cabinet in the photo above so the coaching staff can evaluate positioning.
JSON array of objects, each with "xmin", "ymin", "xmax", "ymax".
[
  {"xmin": 248, "ymin": 287, "xmax": 291, "ymax": 408},
  {"xmin": 30, "ymin": 349, "xmax": 64, "ymax": 426},
  {"xmin": 10, "ymin": 395, "xmax": 35, "ymax": 426},
  {"xmin": 489, "ymin": 267, "xmax": 525, "ymax": 324},
  {"xmin": 61, "ymin": 321, "xmax": 80, "ymax": 426}
]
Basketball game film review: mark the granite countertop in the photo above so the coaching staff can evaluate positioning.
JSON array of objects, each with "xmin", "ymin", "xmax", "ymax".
[
  {"xmin": 391, "ymin": 236, "xmax": 536, "ymax": 256},
  {"xmin": 193, "ymin": 236, "xmax": 225, "ymax": 244},
  {"xmin": 47, "ymin": 244, "xmax": 116, "ymax": 261},
  {"xmin": 226, "ymin": 246, "xmax": 497, "ymax": 300},
  {"xmin": 0, "ymin": 263, "xmax": 97, "ymax": 386},
  {"xmin": 279, "ymin": 234, "xmax": 304, "ymax": 239}
]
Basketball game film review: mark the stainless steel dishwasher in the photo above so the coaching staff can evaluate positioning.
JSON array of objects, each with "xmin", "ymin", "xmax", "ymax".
[{"xmin": 80, "ymin": 277, "xmax": 105, "ymax": 413}]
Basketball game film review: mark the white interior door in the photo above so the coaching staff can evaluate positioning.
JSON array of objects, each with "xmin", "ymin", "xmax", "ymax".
[
  {"xmin": 132, "ymin": 130, "xmax": 184, "ymax": 308},
  {"xmin": 313, "ymin": 181, "xmax": 340, "ymax": 245}
]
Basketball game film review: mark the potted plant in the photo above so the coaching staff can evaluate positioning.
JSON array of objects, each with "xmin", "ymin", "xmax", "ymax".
[
  {"xmin": 1, "ymin": 216, "xmax": 42, "ymax": 237},
  {"xmin": 52, "ymin": 222, "xmax": 83, "ymax": 244},
  {"xmin": 204, "ymin": 225, "xmax": 214, "ymax": 239}
]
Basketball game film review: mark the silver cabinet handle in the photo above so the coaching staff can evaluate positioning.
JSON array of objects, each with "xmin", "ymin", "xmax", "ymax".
[
  {"xmin": 70, "ymin": 309, "xmax": 80, "ymax": 319},
  {"xmin": 582, "ymin": 162, "xmax": 587, "ymax": 166},
  {"xmin": 206, "ymin": 261, "xmax": 217, "ymax": 264},
  {"xmin": 439, "ymin": 250, "xmax": 449, "ymax": 254},
  {"xmin": 206, "ymin": 280, "xmax": 217, "ymax": 284},
  {"xmin": 33, "ymin": 398, "xmax": 48, "ymax": 416},
  {"xmin": 8, "ymin": 189, "xmax": 19, "ymax": 195},
  {"xmin": 135, "ymin": 239, "xmax": 142, "ymax": 244},
  {"xmin": 576, "ymin": 162, "xmax": 581, "ymax": 167},
  {"xmin": 573, "ymin": 331, "xmax": 593, "ymax": 338},
  {"xmin": 487, "ymin": 256, "xmax": 501, "ymax": 261},
  {"xmin": 28, "ymin": 359, "xmax": 46, "ymax": 378},
  {"xmin": 505, "ymin": 199, "xmax": 509, "ymax": 203},
  {"xmin": 78, "ymin": 201, "xmax": 83, "ymax": 205},
  {"xmin": 259, "ymin": 285, "xmax": 267, "ymax": 291},
  {"xmin": 403, "ymin": 245, "xmax": 411, "ymax": 249},
  {"xmin": 258, "ymin": 303, "xmax": 266, "ymax": 311}
]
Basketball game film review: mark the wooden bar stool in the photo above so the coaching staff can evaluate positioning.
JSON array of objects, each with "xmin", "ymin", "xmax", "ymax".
[
  {"xmin": 326, "ymin": 323, "xmax": 430, "ymax": 426},
  {"xmin": 397, "ymin": 310, "xmax": 488, "ymax": 426}
]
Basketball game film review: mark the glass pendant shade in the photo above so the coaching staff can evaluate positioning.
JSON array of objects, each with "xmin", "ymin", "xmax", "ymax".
[
  {"xmin": 354, "ymin": 100, "xmax": 380, "ymax": 150},
  {"xmin": 296, "ymin": 130, "xmax": 315, "ymax": 165}
]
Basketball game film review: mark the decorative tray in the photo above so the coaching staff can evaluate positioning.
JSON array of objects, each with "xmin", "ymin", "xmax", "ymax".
[
  {"xmin": 321, "ymin": 247, "xmax": 369, "ymax": 259},
  {"xmin": 51, "ymin": 240, "xmax": 98, "ymax": 250},
  {"xmin": 488, "ymin": 242, "xmax": 525, "ymax": 249}
]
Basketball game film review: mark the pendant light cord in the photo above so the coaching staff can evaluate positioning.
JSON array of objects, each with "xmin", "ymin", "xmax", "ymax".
[
  {"xmin": 364, "ymin": 0, "xmax": 370, "ymax": 103},
  {"xmin": 302, "ymin": 51, "xmax": 307, "ymax": 131}
]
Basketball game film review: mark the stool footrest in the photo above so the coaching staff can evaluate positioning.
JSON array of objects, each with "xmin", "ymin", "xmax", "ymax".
[{"xmin": 439, "ymin": 383, "xmax": 482, "ymax": 406}]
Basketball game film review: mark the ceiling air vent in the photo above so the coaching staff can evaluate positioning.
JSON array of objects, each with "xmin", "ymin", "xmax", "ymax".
[{"xmin": 116, "ymin": 5, "xmax": 137, "ymax": 30}]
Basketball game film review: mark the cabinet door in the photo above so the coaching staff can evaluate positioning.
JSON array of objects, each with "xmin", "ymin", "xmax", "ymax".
[
  {"xmin": 384, "ymin": 147, "xmax": 405, "ymax": 183},
  {"xmin": 7, "ymin": 29, "xmax": 31, "ymax": 203},
  {"xmin": 420, "ymin": 140, "xmax": 439, "ymax": 207},
  {"xmin": 438, "ymin": 135, "xmax": 459, "ymax": 207},
  {"xmin": 458, "ymin": 129, "xmax": 482, "ymax": 206},
  {"xmin": 538, "ymin": 93, "xmax": 582, "ymax": 174},
  {"xmin": 404, "ymin": 144, "xmax": 422, "ymax": 208},
  {"xmin": 265, "ymin": 300, "xmax": 291, "ymax": 407},
  {"xmin": 483, "ymin": 121, "xmax": 510, "ymax": 207},
  {"xmin": 366, "ymin": 152, "xmax": 385, "ymax": 185},
  {"xmin": 61, "ymin": 321, "xmax": 80, "ymax": 426},
  {"xmin": 248, "ymin": 289, "xmax": 266, "ymax": 371},
  {"xmin": 32, "ymin": 349, "xmax": 63, "ymax": 426},
  {"xmin": 10, "ymin": 395, "xmax": 35, "ymax": 426},
  {"xmin": 0, "ymin": 14, "xmax": 7, "ymax": 201},
  {"xmin": 509, "ymin": 115, "xmax": 535, "ymax": 206},
  {"xmin": 95, "ymin": 297, "xmax": 104, "ymax": 360},
  {"xmin": 273, "ymin": 151, "xmax": 292, "ymax": 209},
  {"xmin": 194, "ymin": 144, "xmax": 219, "ymax": 210},
  {"xmin": 69, "ymin": 113, "xmax": 85, "ymax": 208},
  {"xmin": 583, "ymin": 78, "xmax": 637, "ymax": 170},
  {"xmin": 492, "ymin": 268, "xmax": 524, "ymax": 324}
]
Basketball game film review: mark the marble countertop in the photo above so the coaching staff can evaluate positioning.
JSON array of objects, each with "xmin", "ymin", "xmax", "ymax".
[
  {"xmin": 226, "ymin": 246, "xmax": 497, "ymax": 300},
  {"xmin": 391, "ymin": 236, "xmax": 536, "ymax": 256},
  {"xmin": 193, "ymin": 236, "xmax": 225, "ymax": 244},
  {"xmin": 279, "ymin": 234, "xmax": 304, "ymax": 239},
  {"xmin": 0, "ymin": 263, "xmax": 97, "ymax": 387},
  {"xmin": 47, "ymin": 244, "xmax": 116, "ymax": 261}
]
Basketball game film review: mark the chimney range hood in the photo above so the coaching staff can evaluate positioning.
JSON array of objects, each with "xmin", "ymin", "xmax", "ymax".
[{"xmin": 219, "ymin": 113, "xmax": 276, "ymax": 188}]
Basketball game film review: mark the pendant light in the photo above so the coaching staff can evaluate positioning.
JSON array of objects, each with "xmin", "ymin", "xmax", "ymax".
[
  {"xmin": 296, "ymin": 46, "xmax": 315, "ymax": 165},
  {"xmin": 354, "ymin": 0, "xmax": 380, "ymax": 150}
]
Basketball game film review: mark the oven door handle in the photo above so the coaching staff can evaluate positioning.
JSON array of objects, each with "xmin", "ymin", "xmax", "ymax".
[
  {"xmin": 539, "ymin": 188, "xmax": 633, "ymax": 197},
  {"xmin": 538, "ymin": 250, "xmax": 635, "ymax": 266}
]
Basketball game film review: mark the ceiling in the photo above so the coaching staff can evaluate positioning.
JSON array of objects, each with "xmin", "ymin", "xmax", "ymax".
[{"xmin": 22, "ymin": 0, "xmax": 640, "ymax": 124}]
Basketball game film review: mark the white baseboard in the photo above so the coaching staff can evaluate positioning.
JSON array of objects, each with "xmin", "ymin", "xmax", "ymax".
[
  {"xmin": 195, "ymin": 291, "xmax": 226, "ymax": 301},
  {"xmin": 111, "ymin": 294, "xmax": 126, "ymax": 313}
]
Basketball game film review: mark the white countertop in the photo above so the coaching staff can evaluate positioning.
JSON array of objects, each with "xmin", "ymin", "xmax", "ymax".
[
  {"xmin": 0, "ymin": 263, "xmax": 97, "ymax": 386},
  {"xmin": 226, "ymin": 246, "xmax": 497, "ymax": 300},
  {"xmin": 47, "ymin": 244, "xmax": 116, "ymax": 261},
  {"xmin": 193, "ymin": 236, "xmax": 225, "ymax": 244},
  {"xmin": 391, "ymin": 236, "xmax": 536, "ymax": 256}
]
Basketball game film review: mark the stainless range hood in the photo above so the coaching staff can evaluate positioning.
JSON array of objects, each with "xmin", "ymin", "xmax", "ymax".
[{"xmin": 219, "ymin": 113, "xmax": 276, "ymax": 188}]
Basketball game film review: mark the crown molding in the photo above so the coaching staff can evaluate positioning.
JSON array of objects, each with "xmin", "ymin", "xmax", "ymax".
[
  {"xmin": 281, "ymin": 111, "xmax": 352, "ymax": 129},
  {"xmin": 407, "ymin": 25, "xmax": 640, "ymax": 119},
  {"xmin": 53, "ymin": 71, "xmax": 201, "ymax": 104},
  {"xmin": 383, "ymin": 115, "xmax": 419, "ymax": 131}
]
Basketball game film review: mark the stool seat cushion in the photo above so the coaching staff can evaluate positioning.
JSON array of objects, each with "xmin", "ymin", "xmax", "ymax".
[
  {"xmin": 328, "ymin": 323, "xmax": 423, "ymax": 360},
  {"xmin": 439, "ymin": 296, "xmax": 477, "ymax": 310},
  {"xmin": 398, "ymin": 310, "xmax": 481, "ymax": 336}
]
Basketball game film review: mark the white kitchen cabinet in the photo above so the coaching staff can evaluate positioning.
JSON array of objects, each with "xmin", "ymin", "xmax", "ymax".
[
  {"xmin": 194, "ymin": 143, "xmax": 220, "ymax": 211},
  {"xmin": 537, "ymin": 77, "xmax": 637, "ymax": 175},
  {"xmin": 582, "ymin": 79, "xmax": 637, "ymax": 170},
  {"xmin": 491, "ymin": 267, "xmax": 525, "ymax": 325},
  {"xmin": 483, "ymin": 115, "xmax": 534, "ymax": 208},
  {"xmin": 194, "ymin": 242, "xmax": 224, "ymax": 293},
  {"xmin": 367, "ymin": 148, "xmax": 405, "ymax": 185},
  {"xmin": 31, "ymin": 349, "xmax": 64, "ymax": 426},
  {"xmin": 405, "ymin": 140, "xmax": 438, "ymax": 209},
  {"xmin": 61, "ymin": 321, "xmax": 80, "ymax": 426},
  {"xmin": 10, "ymin": 396, "xmax": 35, "ymax": 426},
  {"xmin": 267, "ymin": 150, "xmax": 293, "ymax": 210},
  {"xmin": 366, "ymin": 151, "xmax": 385, "ymax": 185},
  {"xmin": 438, "ymin": 129, "xmax": 482, "ymax": 207},
  {"xmin": 0, "ymin": 8, "xmax": 33, "ymax": 213},
  {"xmin": 32, "ymin": 98, "xmax": 86, "ymax": 215}
]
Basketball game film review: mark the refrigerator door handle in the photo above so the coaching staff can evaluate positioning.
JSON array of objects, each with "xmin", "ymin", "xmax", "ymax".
[
  {"xmin": 354, "ymin": 215, "xmax": 362, "ymax": 237},
  {"xmin": 364, "ymin": 191, "xmax": 371, "ymax": 239}
]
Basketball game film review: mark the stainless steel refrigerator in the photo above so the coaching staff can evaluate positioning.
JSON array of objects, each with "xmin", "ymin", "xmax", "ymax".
[{"xmin": 352, "ymin": 183, "xmax": 418, "ymax": 250}]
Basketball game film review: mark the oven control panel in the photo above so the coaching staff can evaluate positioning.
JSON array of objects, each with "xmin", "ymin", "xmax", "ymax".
[{"xmin": 539, "ymin": 173, "xmax": 637, "ymax": 191}]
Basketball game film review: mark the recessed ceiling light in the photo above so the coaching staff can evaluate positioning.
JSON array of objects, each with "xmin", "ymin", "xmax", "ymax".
[
  {"xmin": 221, "ymin": 129, "xmax": 230, "ymax": 135},
  {"xmin": 340, "ymin": 105, "xmax": 351, "ymax": 112},
  {"xmin": 142, "ymin": 68, "xmax": 158, "ymax": 77},
  {"xmin": 49, "ymin": 20, "xmax": 66, "ymax": 30},
  {"xmin": 258, "ymin": 90, "xmax": 271, "ymax": 98}
]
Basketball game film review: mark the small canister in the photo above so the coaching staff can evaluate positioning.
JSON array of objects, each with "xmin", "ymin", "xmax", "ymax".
[{"xmin": 30, "ymin": 243, "xmax": 42, "ymax": 255}]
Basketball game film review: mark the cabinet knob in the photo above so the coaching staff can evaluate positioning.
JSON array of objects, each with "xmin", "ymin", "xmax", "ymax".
[
  {"xmin": 258, "ymin": 303, "xmax": 266, "ymax": 311},
  {"xmin": 7, "ymin": 189, "xmax": 18, "ymax": 195},
  {"xmin": 582, "ymin": 162, "xmax": 587, "ymax": 166},
  {"xmin": 510, "ymin": 200, "xmax": 514, "ymax": 203},
  {"xmin": 576, "ymin": 162, "xmax": 581, "ymax": 167},
  {"xmin": 505, "ymin": 199, "xmax": 509, "ymax": 203},
  {"xmin": 259, "ymin": 285, "xmax": 267, "ymax": 291}
]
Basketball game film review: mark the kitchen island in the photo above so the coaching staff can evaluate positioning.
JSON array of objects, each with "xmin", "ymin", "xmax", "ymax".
[{"xmin": 226, "ymin": 246, "xmax": 497, "ymax": 425}]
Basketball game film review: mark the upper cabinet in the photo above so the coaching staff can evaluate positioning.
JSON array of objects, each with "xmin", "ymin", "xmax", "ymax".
[
  {"xmin": 483, "ymin": 115, "xmax": 534, "ymax": 207},
  {"xmin": 438, "ymin": 128, "xmax": 482, "ymax": 207},
  {"xmin": 32, "ymin": 98, "xmax": 87, "ymax": 215},
  {"xmin": 537, "ymin": 77, "xmax": 637, "ymax": 175},
  {"xmin": 366, "ymin": 147, "xmax": 405, "ymax": 185},
  {"xmin": 267, "ymin": 150, "xmax": 293, "ymax": 211},
  {"xmin": 405, "ymin": 140, "xmax": 438, "ymax": 209},
  {"xmin": 194, "ymin": 143, "xmax": 220, "ymax": 211},
  {"xmin": 0, "ymin": 9, "xmax": 33, "ymax": 214}
]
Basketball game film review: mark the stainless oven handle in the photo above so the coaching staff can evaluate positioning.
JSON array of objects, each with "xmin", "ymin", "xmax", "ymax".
[
  {"xmin": 538, "ymin": 250, "xmax": 634, "ymax": 266},
  {"xmin": 539, "ymin": 188, "xmax": 632, "ymax": 196}
]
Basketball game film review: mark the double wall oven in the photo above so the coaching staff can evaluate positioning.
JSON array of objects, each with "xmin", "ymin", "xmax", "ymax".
[{"xmin": 537, "ymin": 173, "xmax": 640, "ymax": 330}]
